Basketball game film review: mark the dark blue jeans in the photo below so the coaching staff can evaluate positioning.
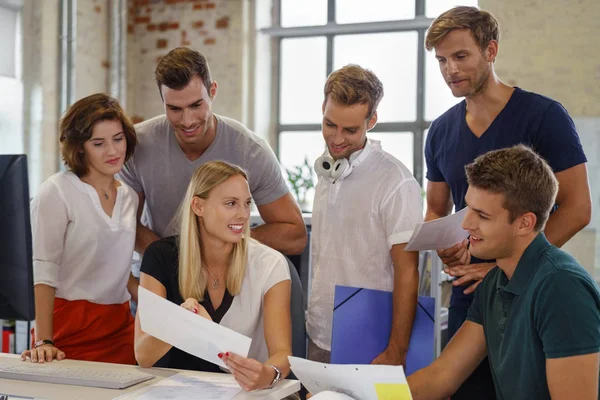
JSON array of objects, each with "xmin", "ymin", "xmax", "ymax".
[{"xmin": 448, "ymin": 306, "xmax": 497, "ymax": 400}]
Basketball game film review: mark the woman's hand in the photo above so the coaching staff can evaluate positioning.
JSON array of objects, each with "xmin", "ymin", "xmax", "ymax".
[
  {"xmin": 221, "ymin": 352, "xmax": 276, "ymax": 391},
  {"xmin": 21, "ymin": 344, "xmax": 65, "ymax": 363},
  {"xmin": 180, "ymin": 298, "xmax": 212, "ymax": 321}
]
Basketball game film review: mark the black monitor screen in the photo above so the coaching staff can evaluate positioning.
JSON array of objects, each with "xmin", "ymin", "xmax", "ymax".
[{"xmin": 0, "ymin": 154, "xmax": 35, "ymax": 321}]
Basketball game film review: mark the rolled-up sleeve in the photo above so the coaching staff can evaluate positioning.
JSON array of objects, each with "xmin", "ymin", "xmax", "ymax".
[
  {"xmin": 31, "ymin": 185, "xmax": 69, "ymax": 288},
  {"xmin": 382, "ymin": 178, "xmax": 424, "ymax": 249}
]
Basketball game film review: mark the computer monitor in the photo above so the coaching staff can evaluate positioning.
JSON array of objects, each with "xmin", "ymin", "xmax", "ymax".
[{"xmin": 0, "ymin": 154, "xmax": 35, "ymax": 321}]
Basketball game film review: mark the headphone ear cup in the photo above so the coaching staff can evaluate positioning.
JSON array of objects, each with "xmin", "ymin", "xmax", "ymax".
[
  {"xmin": 331, "ymin": 158, "xmax": 349, "ymax": 180},
  {"xmin": 314, "ymin": 155, "xmax": 335, "ymax": 178}
]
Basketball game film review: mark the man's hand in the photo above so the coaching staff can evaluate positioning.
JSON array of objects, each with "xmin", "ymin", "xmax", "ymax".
[
  {"xmin": 437, "ymin": 239, "xmax": 470, "ymax": 267},
  {"xmin": 445, "ymin": 262, "xmax": 496, "ymax": 295},
  {"xmin": 371, "ymin": 346, "xmax": 407, "ymax": 367}
]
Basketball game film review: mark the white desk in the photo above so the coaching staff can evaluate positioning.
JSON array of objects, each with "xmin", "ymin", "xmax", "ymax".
[{"xmin": 0, "ymin": 354, "xmax": 300, "ymax": 400}]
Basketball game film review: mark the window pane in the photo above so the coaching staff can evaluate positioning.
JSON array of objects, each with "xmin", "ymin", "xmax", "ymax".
[
  {"xmin": 280, "ymin": 37, "xmax": 327, "ymax": 124},
  {"xmin": 281, "ymin": 0, "xmax": 327, "ymax": 27},
  {"xmin": 336, "ymin": 0, "xmax": 415, "ymax": 23},
  {"xmin": 426, "ymin": 0, "xmax": 478, "ymax": 18},
  {"xmin": 334, "ymin": 33, "xmax": 418, "ymax": 122},
  {"xmin": 369, "ymin": 132, "xmax": 414, "ymax": 174},
  {"xmin": 0, "ymin": 77, "xmax": 23, "ymax": 154},
  {"xmin": 279, "ymin": 131, "xmax": 323, "ymax": 211},
  {"xmin": 424, "ymin": 52, "xmax": 461, "ymax": 121}
]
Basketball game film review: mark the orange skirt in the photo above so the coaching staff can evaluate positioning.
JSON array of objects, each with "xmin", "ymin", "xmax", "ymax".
[{"xmin": 32, "ymin": 298, "xmax": 136, "ymax": 365}]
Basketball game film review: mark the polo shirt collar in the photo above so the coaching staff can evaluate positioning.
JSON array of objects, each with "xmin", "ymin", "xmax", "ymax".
[{"xmin": 498, "ymin": 233, "xmax": 551, "ymax": 295}]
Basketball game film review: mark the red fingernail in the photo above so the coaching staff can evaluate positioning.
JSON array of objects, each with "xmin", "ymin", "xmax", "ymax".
[
  {"xmin": 218, "ymin": 353, "xmax": 223, "ymax": 358},
  {"xmin": 225, "ymin": 352, "xmax": 229, "ymax": 356},
  {"xmin": 193, "ymin": 308, "xmax": 198, "ymax": 314}
]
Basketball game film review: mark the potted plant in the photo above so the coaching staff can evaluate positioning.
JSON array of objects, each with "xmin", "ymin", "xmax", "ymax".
[{"xmin": 285, "ymin": 156, "xmax": 315, "ymax": 212}]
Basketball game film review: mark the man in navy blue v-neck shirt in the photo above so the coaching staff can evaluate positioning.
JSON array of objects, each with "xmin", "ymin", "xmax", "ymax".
[{"xmin": 424, "ymin": 6, "xmax": 591, "ymax": 399}]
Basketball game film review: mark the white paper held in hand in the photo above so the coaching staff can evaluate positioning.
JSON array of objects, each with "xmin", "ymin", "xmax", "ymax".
[
  {"xmin": 289, "ymin": 356, "xmax": 413, "ymax": 400},
  {"xmin": 404, "ymin": 207, "xmax": 469, "ymax": 251},
  {"xmin": 137, "ymin": 286, "xmax": 251, "ymax": 369}
]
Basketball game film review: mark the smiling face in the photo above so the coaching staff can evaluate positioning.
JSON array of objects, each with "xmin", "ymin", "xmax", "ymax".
[
  {"xmin": 161, "ymin": 75, "xmax": 217, "ymax": 149},
  {"xmin": 193, "ymin": 174, "xmax": 252, "ymax": 247},
  {"xmin": 434, "ymin": 29, "xmax": 495, "ymax": 98},
  {"xmin": 322, "ymin": 97, "xmax": 377, "ymax": 161},
  {"xmin": 461, "ymin": 186, "xmax": 519, "ymax": 261},
  {"xmin": 81, "ymin": 119, "xmax": 127, "ymax": 178}
]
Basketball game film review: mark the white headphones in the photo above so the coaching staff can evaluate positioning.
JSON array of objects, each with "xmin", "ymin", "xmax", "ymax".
[{"xmin": 314, "ymin": 139, "xmax": 378, "ymax": 181}]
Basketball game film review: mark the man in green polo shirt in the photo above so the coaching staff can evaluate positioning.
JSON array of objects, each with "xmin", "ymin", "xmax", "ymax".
[{"xmin": 408, "ymin": 145, "xmax": 600, "ymax": 400}]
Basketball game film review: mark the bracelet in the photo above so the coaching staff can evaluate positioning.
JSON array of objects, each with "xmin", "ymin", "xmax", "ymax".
[
  {"xmin": 267, "ymin": 364, "xmax": 281, "ymax": 388},
  {"xmin": 33, "ymin": 339, "xmax": 54, "ymax": 348}
]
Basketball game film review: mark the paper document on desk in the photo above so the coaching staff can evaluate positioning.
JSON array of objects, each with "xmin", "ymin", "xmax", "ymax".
[
  {"xmin": 113, "ymin": 371, "xmax": 241, "ymax": 400},
  {"xmin": 404, "ymin": 207, "xmax": 469, "ymax": 251},
  {"xmin": 138, "ymin": 286, "xmax": 251, "ymax": 369},
  {"xmin": 289, "ymin": 356, "xmax": 413, "ymax": 400}
]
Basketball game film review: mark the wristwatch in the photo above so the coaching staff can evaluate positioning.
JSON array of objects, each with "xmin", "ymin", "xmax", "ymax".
[
  {"xmin": 33, "ymin": 339, "xmax": 54, "ymax": 348},
  {"xmin": 267, "ymin": 364, "xmax": 281, "ymax": 387}
]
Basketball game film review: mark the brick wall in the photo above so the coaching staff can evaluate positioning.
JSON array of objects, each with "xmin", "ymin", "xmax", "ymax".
[{"xmin": 126, "ymin": 0, "xmax": 247, "ymax": 124}]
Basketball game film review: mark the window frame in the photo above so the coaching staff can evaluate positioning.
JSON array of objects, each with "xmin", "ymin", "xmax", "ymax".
[{"xmin": 261, "ymin": 0, "xmax": 437, "ymax": 184}]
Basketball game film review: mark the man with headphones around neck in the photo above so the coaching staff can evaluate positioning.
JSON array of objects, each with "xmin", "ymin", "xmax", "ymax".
[{"xmin": 306, "ymin": 64, "xmax": 423, "ymax": 366}]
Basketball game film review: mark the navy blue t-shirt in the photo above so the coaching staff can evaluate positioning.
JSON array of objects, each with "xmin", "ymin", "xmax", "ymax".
[{"xmin": 425, "ymin": 87, "xmax": 587, "ymax": 308}]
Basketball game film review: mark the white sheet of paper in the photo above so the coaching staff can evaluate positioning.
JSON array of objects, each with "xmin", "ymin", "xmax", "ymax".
[
  {"xmin": 404, "ymin": 207, "xmax": 469, "ymax": 251},
  {"xmin": 288, "ymin": 356, "xmax": 412, "ymax": 400},
  {"xmin": 138, "ymin": 286, "xmax": 251, "ymax": 369},
  {"xmin": 113, "ymin": 372, "xmax": 242, "ymax": 400},
  {"xmin": 311, "ymin": 391, "xmax": 356, "ymax": 400}
]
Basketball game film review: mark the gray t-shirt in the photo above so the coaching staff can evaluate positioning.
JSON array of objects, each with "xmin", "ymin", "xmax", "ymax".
[{"xmin": 118, "ymin": 113, "xmax": 289, "ymax": 240}]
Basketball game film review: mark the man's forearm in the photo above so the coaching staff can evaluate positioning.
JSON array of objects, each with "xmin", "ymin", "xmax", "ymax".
[
  {"xmin": 388, "ymin": 266, "xmax": 419, "ymax": 353},
  {"xmin": 251, "ymin": 222, "xmax": 307, "ymax": 255},
  {"xmin": 544, "ymin": 203, "xmax": 591, "ymax": 248},
  {"xmin": 135, "ymin": 223, "xmax": 161, "ymax": 254},
  {"xmin": 408, "ymin": 364, "xmax": 454, "ymax": 400}
]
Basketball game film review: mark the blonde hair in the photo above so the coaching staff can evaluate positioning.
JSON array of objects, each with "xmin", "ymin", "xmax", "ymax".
[
  {"xmin": 323, "ymin": 64, "xmax": 384, "ymax": 119},
  {"xmin": 425, "ymin": 6, "xmax": 499, "ymax": 52},
  {"xmin": 176, "ymin": 161, "xmax": 251, "ymax": 301}
]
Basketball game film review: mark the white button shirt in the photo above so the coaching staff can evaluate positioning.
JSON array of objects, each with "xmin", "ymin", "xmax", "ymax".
[
  {"xmin": 307, "ymin": 140, "xmax": 423, "ymax": 350},
  {"xmin": 31, "ymin": 171, "xmax": 138, "ymax": 304}
]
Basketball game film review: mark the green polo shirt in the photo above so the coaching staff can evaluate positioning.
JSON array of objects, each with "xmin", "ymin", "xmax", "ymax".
[{"xmin": 467, "ymin": 233, "xmax": 600, "ymax": 399}]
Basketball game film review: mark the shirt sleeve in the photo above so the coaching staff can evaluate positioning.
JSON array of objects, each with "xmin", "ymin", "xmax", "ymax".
[
  {"xmin": 534, "ymin": 271, "xmax": 600, "ymax": 358},
  {"xmin": 534, "ymin": 101, "xmax": 587, "ymax": 173},
  {"xmin": 31, "ymin": 184, "xmax": 69, "ymax": 288},
  {"xmin": 117, "ymin": 156, "xmax": 143, "ymax": 193},
  {"xmin": 466, "ymin": 282, "xmax": 484, "ymax": 326},
  {"xmin": 381, "ymin": 178, "xmax": 424, "ymax": 249},
  {"xmin": 263, "ymin": 250, "xmax": 291, "ymax": 296},
  {"xmin": 247, "ymin": 141, "xmax": 290, "ymax": 207},
  {"xmin": 140, "ymin": 239, "xmax": 171, "ymax": 288},
  {"xmin": 425, "ymin": 120, "xmax": 446, "ymax": 182}
]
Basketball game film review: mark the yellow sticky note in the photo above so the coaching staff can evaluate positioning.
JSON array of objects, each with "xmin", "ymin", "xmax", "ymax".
[{"xmin": 374, "ymin": 383, "xmax": 413, "ymax": 400}]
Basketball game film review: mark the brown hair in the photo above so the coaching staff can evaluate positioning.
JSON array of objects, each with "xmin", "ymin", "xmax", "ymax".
[
  {"xmin": 323, "ymin": 64, "xmax": 384, "ymax": 119},
  {"xmin": 155, "ymin": 47, "xmax": 212, "ymax": 93},
  {"xmin": 465, "ymin": 145, "xmax": 558, "ymax": 232},
  {"xmin": 59, "ymin": 93, "xmax": 137, "ymax": 177},
  {"xmin": 425, "ymin": 6, "xmax": 499, "ymax": 52}
]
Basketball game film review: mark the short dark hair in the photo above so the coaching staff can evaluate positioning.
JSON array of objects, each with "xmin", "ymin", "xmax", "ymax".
[
  {"xmin": 425, "ymin": 6, "xmax": 500, "ymax": 52},
  {"xmin": 155, "ymin": 47, "xmax": 212, "ymax": 93},
  {"xmin": 59, "ymin": 93, "xmax": 137, "ymax": 177},
  {"xmin": 465, "ymin": 145, "xmax": 558, "ymax": 232},
  {"xmin": 323, "ymin": 64, "xmax": 384, "ymax": 119}
]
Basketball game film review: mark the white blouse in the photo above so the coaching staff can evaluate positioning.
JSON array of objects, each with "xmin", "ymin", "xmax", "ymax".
[{"xmin": 31, "ymin": 171, "xmax": 138, "ymax": 304}]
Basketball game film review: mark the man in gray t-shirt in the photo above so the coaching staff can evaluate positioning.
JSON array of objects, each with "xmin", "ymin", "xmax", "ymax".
[{"xmin": 118, "ymin": 47, "xmax": 307, "ymax": 292}]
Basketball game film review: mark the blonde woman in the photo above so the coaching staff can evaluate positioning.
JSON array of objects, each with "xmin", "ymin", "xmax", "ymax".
[{"xmin": 135, "ymin": 161, "xmax": 292, "ymax": 392}]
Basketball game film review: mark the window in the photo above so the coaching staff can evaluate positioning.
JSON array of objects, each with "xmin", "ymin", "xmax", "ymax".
[{"xmin": 261, "ymin": 0, "xmax": 477, "ymax": 210}]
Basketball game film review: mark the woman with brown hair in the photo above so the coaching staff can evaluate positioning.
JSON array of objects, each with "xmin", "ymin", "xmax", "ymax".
[{"xmin": 21, "ymin": 93, "xmax": 139, "ymax": 364}]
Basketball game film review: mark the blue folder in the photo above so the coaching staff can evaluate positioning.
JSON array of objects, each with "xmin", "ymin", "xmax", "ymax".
[{"xmin": 331, "ymin": 285, "xmax": 435, "ymax": 376}]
